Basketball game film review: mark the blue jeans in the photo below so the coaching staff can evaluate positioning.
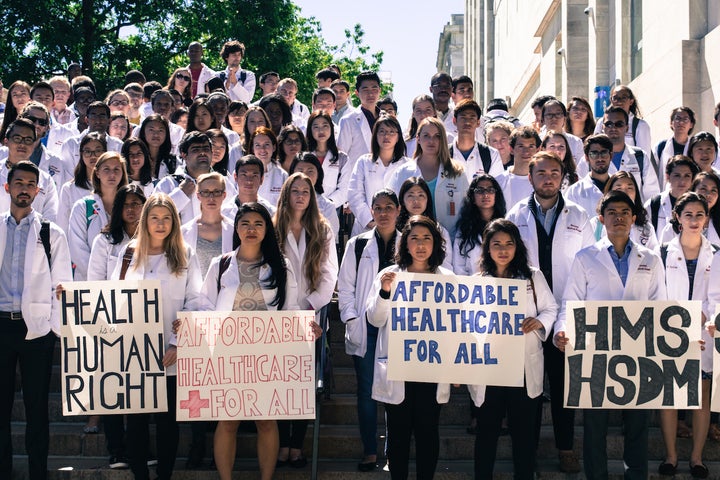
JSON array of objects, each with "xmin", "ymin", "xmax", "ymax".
[{"xmin": 352, "ymin": 326, "xmax": 378, "ymax": 456}]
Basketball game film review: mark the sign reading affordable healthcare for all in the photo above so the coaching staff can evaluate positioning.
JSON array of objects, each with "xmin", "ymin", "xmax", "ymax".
[
  {"xmin": 564, "ymin": 301, "xmax": 702, "ymax": 409},
  {"xmin": 60, "ymin": 280, "xmax": 167, "ymax": 415},
  {"xmin": 386, "ymin": 272, "xmax": 527, "ymax": 386},
  {"xmin": 711, "ymin": 305, "xmax": 720, "ymax": 412},
  {"xmin": 175, "ymin": 310, "xmax": 316, "ymax": 421}
]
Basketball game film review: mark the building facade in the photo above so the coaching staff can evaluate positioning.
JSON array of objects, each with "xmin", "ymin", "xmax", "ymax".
[{"xmin": 438, "ymin": 14, "xmax": 466, "ymax": 79}]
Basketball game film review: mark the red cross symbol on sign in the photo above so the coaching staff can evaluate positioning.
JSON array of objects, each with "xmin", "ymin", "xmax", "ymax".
[{"xmin": 179, "ymin": 390, "xmax": 210, "ymax": 418}]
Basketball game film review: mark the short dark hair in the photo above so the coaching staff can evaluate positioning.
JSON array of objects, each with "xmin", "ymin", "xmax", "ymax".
[
  {"xmin": 454, "ymin": 99, "xmax": 482, "ymax": 118},
  {"xmin": 604, "ymin": 105, "xmax": 629, "ymax": 123},
  {"xmin": 179, "ymin": 131, "xmax": 211, "ymax": 155},
  {"xmin": 714, "ymin": 102, "xmax": 720, "ymax": 122},
  {"xmin": 125, "ymin": 70, "xmax": 146, "ymax": 85},
  {"xmin": 312, "ymin": 88, "xmax": 336, "ymax": 104},
  {"xmin": 330, "ymin": 79, "xmax": 350, "ymax": 92},
  {"xmin": 150, "ymin": 89, "xmax": 173, "ymax": 106},
  {"xmin": 377, "ymin": 96, "xmax": 397, "ymax": 112},
  {"xmin": 355, "ymin": 71, "xmax": 381, "ymax": 91},
  {"xmin": 541, "ymin": 99, "xmax": 567, "ymax": 119},
  {"xmin": 371, "ymin": 188, "xmax": 399, "ymax": 207},
  {"xmin": 234, "ymin": 154, "xmax": 265, "ymax": 177},
  {"xmin": 6, "ymin": 118, "xmax": 37, "ymax": 141},
  {"xmin": 584, "ymin": 134, "xmax": 613, "ymax": 155},
  {"xmin": 531, "ymin": 95, "xmax": 555, "ymax": 110},
  {"xmin": 30, "ymin": 81, "xmax": 54, "ymax": 100},
  {"xmin": 599, "ymin": 190, "xmax": 635, "ymax": 216},
  {"xmin": 395, "ymin": 215, "xmax": 446, "ymax": 271},
  {"xmin": 451, "ymin": 75, "xmax": 473, "ymax": 92},
  {"xmin": 430, "ymin": 72, "xmax": 452, "ymax": 86},
  {"xmin": 221, "ymin": 40, "xmax": 245, "ymax": 61},
  {"xmin": 205, "ymin": 76, "xmax": 225, "ymax": 93},
  {"xmin": 260, "ymin": 72, "xmax": 280, "ymax": 84},
  {"xmin": 87, "ymin": 101, "xmax": 110, "ymax": 117},
  {"xmin": 670, "ymin": 106, "xmax": 696, "ymax": 135},
  {"xmin": 688, "ymin": 131, "xmax": 718, "ymax": 157},
  {"xmin": 7, "ymin": 160, "xmax": 39, "ymax": 184},
  {"xmin": 509, "ymin": 126, "xmax": 541, "ymax": 148},
  {"xmin": 142, "ymin": 81, "xmax": 162, "ymax": 101},
  {"xmin": 666, "ymin": 154, "xmax": 700, "ymax": 176},
  {"xmin": 315, "ymin": 68, "xmax": 340, "ymax": 82}
]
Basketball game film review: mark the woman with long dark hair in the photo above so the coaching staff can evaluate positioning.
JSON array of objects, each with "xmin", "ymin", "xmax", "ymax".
[
  {"xmin": 277, "ymin": 125, "xmax": 307, "ymax": 173},
  {"xmin": 565, "ymin": 96, "xmax": 595, "ymax": 141},
  {"xmin": 138, "ymin": 114, "xmax": 177, "ymax": 179},
  {"xmin": 0, "ymin": 80, "xmax": 31, "ymax": 142},
  {"xmin": 306, "ymin": 109, "xmax": 349, "ymax": 207},
  {"xmin": 122, "ymin": 137, "xmax": 155, "ymax": 196},
  {"xmin": 166, "ymin": 67, "xmax": 193, "ymax": 107}
]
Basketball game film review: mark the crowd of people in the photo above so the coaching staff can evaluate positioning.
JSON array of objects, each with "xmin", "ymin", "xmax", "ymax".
[{"xmin": 2, "ymin": 38, "xmax": 720, "ymax": 480}]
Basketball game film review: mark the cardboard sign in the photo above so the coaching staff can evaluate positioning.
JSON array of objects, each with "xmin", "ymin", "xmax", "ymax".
[
  {"xmin": 564, "ymin": 301, "xmax": 702, "ymax": 409},
  {"xmin": 175, "ymin": 310, "xmax": 316, "ymax": 421},
  {"xmin": 60, "ymin": 280, "xmax": 167, "ymax": 415},
  {"xmin": 386, "ymin": 272, "xmax": 527, "ymax": 386}
]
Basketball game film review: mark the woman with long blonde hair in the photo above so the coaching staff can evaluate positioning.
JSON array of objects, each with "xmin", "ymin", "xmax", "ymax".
[{"xmin": 112, "ymin": 193, "xmax": 204, "ymax": 480}]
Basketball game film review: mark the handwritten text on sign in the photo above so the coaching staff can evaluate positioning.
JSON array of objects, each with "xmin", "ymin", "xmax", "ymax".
[
  {"xmin": 711, "ymin": 305, "xmax": 720, "ymax": 412},
  {"xmin": 175, "ymin": 310, "xmax": 316, "ymax": 421},
  {"xmin": 564, "ymin": 301, "xmax": 702, "ymax": 409},
  {"xmin": 387, "ymin": 273, "xmax": 527, "ymax": 385},
  {"xmin": 60, "ymin": 280, "xmax": 166, "ymax": 415}
]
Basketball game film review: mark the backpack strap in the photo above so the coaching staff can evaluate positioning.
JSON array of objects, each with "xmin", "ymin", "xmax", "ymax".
[
  {"xmin": 659, "ymin": 243, "xmax": 669, "ymax": 267},
  {"xmin": 354, "ymin": 236, "xmax": 370, "ymax": 273},
  {"xmin": 39, "ymin": 220, "xmax": 51, "ymax": 269},
  {"xmin": 631, "ymin": 147, "xmax": 645, "ymax": 187},
  {"xmin": 631, "ymin": 116, "xmax": 640, "ymax": 144},
  {"xmin": 477, "ymin": 143, "xmax": 492, "ymax": 175},
  {"xmin": 85, "ymin": 197, "xmax": 97, "ymax": 228},
  {"xmin": 217, "ymin": 253, "xmax": 233, "ymax": 293},
  {"xmin": 650, "ymin": 195, "xmax": 661, "ymax": 232},
  {"xmin": 119, "ymin": 247, "xmax": 135, "ymax": 280},
  {"xmin": 593, "ymin": 219, "xmax": 604, "ymax": 242}
]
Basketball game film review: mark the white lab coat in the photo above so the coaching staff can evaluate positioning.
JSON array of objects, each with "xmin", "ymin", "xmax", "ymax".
[
  {"xmin": 388, "ymin": 161, "xmax": 469, "ymax": 238},
  {"xmin": 317, "ymin": 194, "xmax": 340, "ymax": 241},
  {"xmin": 0, "ymin": 211, "xmax": 72, "ymax": 339},
  {"xmin": 337, "ymin": 109, "xmax": 372, "ymax": 165},
  {"xmin": 452, "ymin": 232, "xmax": 483, "ymax": 276},
  {"xmin": 505, "ymin": 196, "xmax": 595, "ymax": 304},
  {"xmin": 221, "ymin": 195, "xmax": 276, "ymax": 220},
  {"xmin": 257, "ymin": 162, "xmax": 287, "ymax": 209},
  {"xmin": 468, "ymin": 269, "xmax": 557, "ymax": 406},
  {"xmin": 218, "ymin": 68, "xmax": 256, "ymax": 104},
  {"xmin": 154, "ymin": 170, "xmax": 236, "ymax": 225},
  {"xmin": 87, "ymin": 231, "xmax": 131, "ymax": 282},
  {"xmin": 111, "ymin": 243, "xmax": 205, "ymax": 375},
  {"xmin": 57, "ymin": 182, "xmax": 92, "ymax": 234},
  {"xmin": 59, "ymin": 130, "xmax": 123, "ymax": 172},
  {"xmin": 565, "ymin": 174, "xmax": 603, "ymax": 218},
  {"xmin": 658, "ymin": 219, "xmax": 720, "ymax": 246},
  {"xmin": 449, "ymin": 140, "xmax": 504, "ymax": 180},
  {"xmin": 37, "ymin": 145, "xmax": 70, "ymax": 191},
  {"xmin": 593, "ymin": 112, "xmax": 652, "ymax": 157},
  {"xmin": 68, "ymin": 194, "xmax": 109, "ymax": 281},
  {"xmin": 643, "ymin": 190, "xmax": 673, "ymax": 236},
  {"xmin": 555, "ymin": 237, "xmax": 667, "ymax": 334},
  {"xmin": 590, "ymin": 216, "xmax": 659, "ymax": 250},
  {"xmin": 661, "ymin": 236, "xmax": 714, "ymax": 371},
  {"xmin": 320, "ymin": 150, "xmax": 350, "ymax": 207},
  {"xmin": 180, "ymin": 214, "xmax": 235, "ymax": 254},
  {"xmin": 46, "ymin": 121, "xmax": 78, "ymax": 155},
  {"xmin": 337, "ymin": 230, "xmax": 400, "ymax": 357},
  {"xmin": 0, "ymin": 159, "xmax": 58, "ymax": 223},
  {"xmin": 655, "ymin": 137, "xmax": 689, "ymax": 190},
  {"xmin": 366, "ymin": 265, "xmax": 453, "ymax": 405},
  {"xmin": 282, "ymin": 226, "xmax": 338, "ymax": 312},
  {"xmin": 348, "ymin": 154, "xmax": 410, "ymax": 235},
  {"xmin": 200, "ymin": 250, "xmax": 299, "ymax": 312},
  {"xmin": 495, "ymin": 170, "xmax": 534, "ymax": 211},
  {"xmin": 187, "ymin": 63, "xmax": 216, "ymax": 97}
]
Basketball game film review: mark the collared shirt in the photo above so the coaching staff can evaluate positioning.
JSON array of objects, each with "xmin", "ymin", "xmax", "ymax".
[
  {"xmin": 0, "ymin": 213, "xmax": 32, "ymax": 311},
  {"xmin": 533, "ymin": 195, "xmax": 560, "ymax": 235},
  {"xmin": 332, "ymin": 103, "xmax": 352, "ymax": 125},
  {"xmin": 608, "ymin": 240, "xmax": 633, "ymax": 286},
  {"xmin": 360, "ymin": 106, "xmax": 380, "ymax": 132},
  {"xmin": 29, "ymin": 144, "xmax": 43, "ymax": 166},
  {"xmin": 374, "ymin": 229, "xmax": 397, "ymax": 272}
]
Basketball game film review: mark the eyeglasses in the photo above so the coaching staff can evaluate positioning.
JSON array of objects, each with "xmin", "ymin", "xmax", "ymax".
[
  {"xmin": 123, "ymin": 202, "xmax": 143, "ymax": 210},
  {"xmin": 24, "ymin": 115, "xmax": 49, "ymax": 126},
  {"xmin": 672, "ymin": 116, "xmax": 691, "ymax": 123},
  {"xmin": 603, "ymin": 120, "xmax": 626, "ymax": 129},
  {"xmin": 544, "ymin": 112, "xmax": 565, "ymax": 120},
  {"xmin": 198, "ymin": 190, "xmax": 225, "ymax": 198},
  {"xmin": 9, "ymin": 135, "xmax": 34, "ymax": 145},
  {"xmin": 474, "ymin": 187, "xmax": 497, "ymax": 195},
  {"xmin": 283, "ymin": 138, "xmax": 302, "ymax": 145},
  {"xmin": 611, "ymin": 95, "xmax": 631, "ymax": 102},
  {"xmin": 176, "ymin": 74, "xmax": 191, "ymax": 82},
  {"xmin": 587, "ymin": 150, "xmax": 611, "ymax": 159},
  {"xmin": 82, "ymin": 149, "xmax": 104, "ymax": 157},
  {"xmin": 109, "ymin": 100, "xmax": 129, "ymax": 107}
]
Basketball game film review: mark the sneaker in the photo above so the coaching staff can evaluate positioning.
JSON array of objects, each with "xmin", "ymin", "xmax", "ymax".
[
  {"xmin": 147, "ymin": 457, "xmax": 158, "ymax": 467},
  {"xmin": 559, "ymin": 451, "xmax": 581, "ymax": 473},
  {"xmin": 109, "ymin": 456, "xmax": 129, "ymax": 469}
]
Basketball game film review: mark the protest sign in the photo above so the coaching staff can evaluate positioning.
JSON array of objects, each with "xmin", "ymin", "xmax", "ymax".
[
  {"xmin": 386, "ymin": 272, "xmax": 527, "ymax": 386},
  {"xmin": 564, "ymin": 301, "xmax": 702, "ymax": 409},
  {"xmin": 175, "ymin": 310, "xmax": 316, "ymax": 421},
  {"xmin": 60, "ymin": 280, "xmax": 166, "ymax": 415},
  {"xmin": 711, "ymin": 305, "xmax": 720, "ymax": 412}
]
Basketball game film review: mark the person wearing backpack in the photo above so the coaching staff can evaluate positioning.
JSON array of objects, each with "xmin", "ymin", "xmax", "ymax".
[
  {"xmin": 643, "ymin": 155, "xmax": 699, "ymax": 238},
  {"xmin": 449, "ymin": 99, "xmax": 504, "ymax": 180},
  {"xmin": 0, "ymin": 161, "xmax": 72, "ymax": 480},
  {"xmin": 337, "ymin": 189, "xmax": 401, "ymax": 472},
  {"xmin": 592, "ymin": 85, "xmax": 652, "ymax": 158},
  {"xmin": 653, "ymin": 107, "xmax": 695, "ymax": 189},
  {"xmin": 657, "ymin": 192, "xmax": 715, "ymax": 478}
]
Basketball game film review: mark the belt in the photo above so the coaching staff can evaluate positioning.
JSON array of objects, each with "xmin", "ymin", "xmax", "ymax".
[{"xmin": 0, "ymin": 311, "xmax": 23, "ymax": 321}]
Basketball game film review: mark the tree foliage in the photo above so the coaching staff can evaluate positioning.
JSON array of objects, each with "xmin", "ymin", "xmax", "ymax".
[{"xmin": 0, "ymin": 0, "xmax": 385, "ymax": 105}]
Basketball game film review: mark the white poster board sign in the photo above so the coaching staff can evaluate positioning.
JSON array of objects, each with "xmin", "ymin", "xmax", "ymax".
[
  {"xmin": 386, "ymin": 272, "xmax": 527, "ymax": 386},
  {"xmin": 564, "ymin": 300, "xmax": 702, "ymax": 409},
  {"xmin": 175, "ymin": 310, "xmax": 316, "ymax": 421},
  {"xmin": 60, "ymin": 280, "xmax": 167, "ymax": 415}
]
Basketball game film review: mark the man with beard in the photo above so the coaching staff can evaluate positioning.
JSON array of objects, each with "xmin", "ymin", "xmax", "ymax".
[
  {"xmin": 0, "ymin": 159, "xmax": 72, "ymax": 480},
  {"xmin": 566, "ymin": 134, "xmax": 614, "ymax": 217},
  {"xmin": 505, "ymin": 150, "xmax": 593, "ymax": 473},
  {"xmin": 214, "ymin": 41, "xmax": 255, "ymax": 104},
  {"xmin": 154, "ymin": 131, "xmax": 229, "ymax": 223},
  {"xmin": 429, "ymin": 72, "xmax": 455, "ymax": 136},
  {"xmin": 0, "ymin": 119, "xmax": 58, "ymax": 222}
]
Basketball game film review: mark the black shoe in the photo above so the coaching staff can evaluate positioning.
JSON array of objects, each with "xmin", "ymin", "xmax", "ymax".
[
  {"xmin": 276, "ymin": 459, "xmax": 289, "ymax": 468},
  {"xmin": 690, "ymin": 462, "xmax": 709, "ymax": 479},
  {"xmin": 109, "ymin": 456, "xmax": 129, "ymax": 469},
  {"xmin": 658, "ymin": 462, "xmax": 677, "ymax": 476},
  {"xmin": 289, "ymin": 456, "xmax": 307, "ymax": 468},
  {"xmin": 185, "ymin": 446, "xmax": 205, "ymax": 469},
  {"xmin": 358, "ymin": 461, "xmax": 378, "ymax": 472}
]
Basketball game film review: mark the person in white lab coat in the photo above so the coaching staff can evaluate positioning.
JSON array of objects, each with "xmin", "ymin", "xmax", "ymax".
[
  {"xmin": 657, "ymin": 192, "xmax": 713, "ymax": 477},
  {"xmin": 469, "ymin": 219, "xmax": 558, "ymax": 480},
  {"xmin": 403, "ymin": 95, "xmax": 436, "ymax": 159},
  {"xmin": 566, "ymin": 134, "xmax": 613, "ymax": 217},
  {"xmin": 366, "ymin": 215, "xmax": 453, "ymax": 480},
  {"xmin": 495, "ymin": 126, "xmax": 540, "ymax": 210},
  {"xmin": 554, "ymin": 190, "xmax": 667, "ymax": 480},
  {"xmin": 505, "ymin": 150, "xmax": 593, "ymax": 473},
  {"xmin": 68, "ymin": 151, "xmax": 128, "ymax": 281},
  {"xmin": 337, "ymin": 71, "xmax": 382, "ymax": 165},
  {"xmin": 273, "ymin": 173, "xmax": 337, "ymax": 468},
  {"xmin": 449, "ymin": 99, "xmax": 504, "ymax": 180},
  {"xmin": 540, "ymin": 130, "xmax": 579, "ymax": 191},
  {"xmin": 110, "ymin": 193, "xmax": 205, "ymax": 480},
  {"xmin": 307, "ymin": 110, "xmax": 350, "ymax": 208},
  {"xmin": 592, "ymin": 85, "xmax": 652, "ymax": 157},
  {"xmin": 288, "ymin": 152, "xmax": 340, "ymax": 240},
  {"xmin": 121, "ymin": 138, "xmax": 155, "ymax": 197},
  {"xmin": 688, "ymin": 131, "xmax": 719, "ymax": 176},
  {"xmin": 246, "ymin": 126, "xmax": 287, "ymax": 207},
  {"xmin": 653, "ymin": 107, "xmax": 694, "ymax": 189},
  {"xmin": 644, "ymin": 155, "xmax": 698, "ymax": 236},
  {"xmin": 349, "ymin": 115, "xmax": 409, "ymax": 235},
  {"xmin": 452, "ymin": 174, "xmax": 507, "ymax": 276}
]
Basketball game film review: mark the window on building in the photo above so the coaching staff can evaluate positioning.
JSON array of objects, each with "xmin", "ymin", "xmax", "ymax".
[{"xmin": 630, "ymin": 0, "xmax": 643, "ymax": 79}]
